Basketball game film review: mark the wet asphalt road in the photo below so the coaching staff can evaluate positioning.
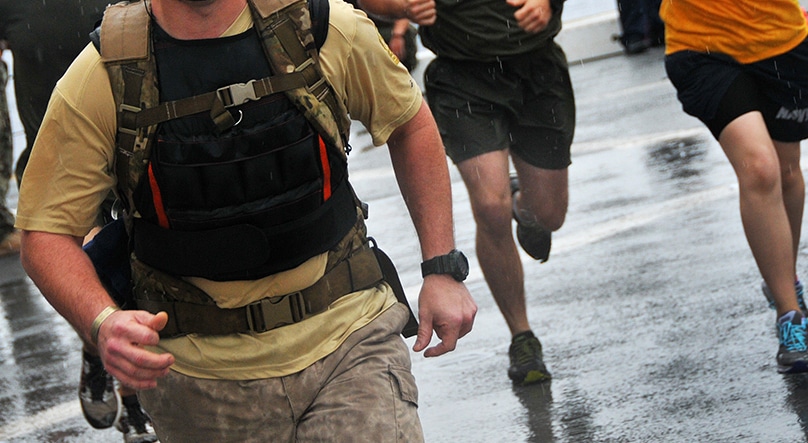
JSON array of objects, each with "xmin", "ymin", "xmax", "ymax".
[{"xmin": 4, "ymin": 7, "xmax": 808, "ymax": 443}]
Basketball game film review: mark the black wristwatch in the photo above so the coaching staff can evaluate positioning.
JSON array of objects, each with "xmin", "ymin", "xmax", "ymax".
[{"xmin": 421, "ymin": 249, "xmax": 469, "ymax": 282}]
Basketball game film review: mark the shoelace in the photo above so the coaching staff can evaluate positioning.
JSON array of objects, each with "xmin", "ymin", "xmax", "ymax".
[
  {"xmin": 510, "ymin": 338, "xmax": 541, "ymax": 365},
  {"xmin": 780, "ymin": 320, "xmax": 808, "ymax": 352}
]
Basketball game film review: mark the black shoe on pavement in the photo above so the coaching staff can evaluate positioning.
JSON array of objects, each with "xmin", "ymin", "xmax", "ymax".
[
  {"xmin": 624, "ymin": 38, "xmax": 651, "ymax": 54},
  {"xmin": 79, "ymin": 349, "xmax": 120, "ymax": 429},
  {"xmin": 510, "ymin": 174, "xmax": 552, "ymax": 262},
  {"xmin": 116, "ymin": 395, "xmax": 159, "ymax": 443},
  {"xmin": 508, "ymin": 331, "xmax": 552, "ymax": 386},
  {"xmin": 777, "ymin": 311, "xmax": 808, "ymax": 374}
]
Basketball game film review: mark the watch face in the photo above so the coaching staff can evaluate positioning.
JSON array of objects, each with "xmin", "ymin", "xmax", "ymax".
[
  {"xmin": 421, "ymin": 249, "xmax": 470, "ymax": 281},
  {"xmin": 451, "ymin": 249, "xmax": 469, "ymax": 281}
]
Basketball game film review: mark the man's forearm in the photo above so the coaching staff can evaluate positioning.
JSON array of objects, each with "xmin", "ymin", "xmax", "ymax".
[
  {"xmin": 359, "ymin": 0, "xmax": 437, "ymax": 26},
  {"xmin": 358, "ymin": 0, "xmax": 408, "ymax": 19},
  {"xmin": 20, "ymin": 230, "xmax": 117, "ymax": 344},
  {"xmin": 387, "ymin": 100, "xmax": 456, "ymax": 259}
]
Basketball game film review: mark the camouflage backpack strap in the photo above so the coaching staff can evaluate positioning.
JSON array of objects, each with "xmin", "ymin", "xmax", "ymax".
[
  {"xmin": 249, "ymin": 0, "xmax": 353, "ymax": 157},
  {"xmin": 97, "ymin": 0, "xmax": 160, "ymax": 218}
]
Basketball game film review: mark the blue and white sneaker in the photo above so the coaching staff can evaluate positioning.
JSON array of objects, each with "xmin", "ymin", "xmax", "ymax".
[
  {"xmin": 776, "ymin": 310, "xmax": 808, "ymax": 374},
  {"xmin": 761, "ymin": 279, "xmax": 806, "ymax": 313}
]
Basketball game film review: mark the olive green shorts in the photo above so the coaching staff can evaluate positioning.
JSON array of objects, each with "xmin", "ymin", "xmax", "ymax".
[{"xmin": 424, "ymin": 42, "xmax": 575, "ymax": 169}]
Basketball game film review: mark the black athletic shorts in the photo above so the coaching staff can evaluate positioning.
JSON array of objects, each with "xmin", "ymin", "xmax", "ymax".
[
  {"xmin": 665, "ymin": 38, "xmax": 808, "ymax": 142},
  {"xmin": 424, "ymin": 42, "xmax": 575, "ymax": 169}
]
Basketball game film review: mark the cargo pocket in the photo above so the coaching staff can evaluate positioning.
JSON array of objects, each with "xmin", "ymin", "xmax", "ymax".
[{"xmin": 388, "ymin": 365, "xmax": 423, "ymax": 443}]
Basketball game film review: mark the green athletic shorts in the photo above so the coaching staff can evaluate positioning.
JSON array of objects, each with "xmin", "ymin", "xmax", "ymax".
[{"xmin": 424, "ymin": 42, "xmax": 575, "ymax": 169}]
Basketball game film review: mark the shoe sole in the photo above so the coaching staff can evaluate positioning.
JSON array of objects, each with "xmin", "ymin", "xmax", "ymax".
[
  {"xmin": 511, "ymin": 370, "xmax": 552, "ymax": 386},
  {"xmin": 80, "ymin": 380, "xmax": 122, "ymax": 429},
  {"xmin": 778, "ymin": 360, "xmax": 808, "ymax": 374}
]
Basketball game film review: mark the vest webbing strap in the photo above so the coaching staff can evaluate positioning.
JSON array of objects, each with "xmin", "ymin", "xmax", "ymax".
[
  {"xmin": 134, "ymin": 68, "xmax": 314, "ymax": 128},
  {"xmin": 116, "ymin": 64, "xmax": 147, "ymax": 214},
  {"xmin": 270, "ymin": 14, "xmax": 350, "ymax": 150},
  {"xmin": 135, "ymin": 243, "xmax": 384, "ymax": 337}
]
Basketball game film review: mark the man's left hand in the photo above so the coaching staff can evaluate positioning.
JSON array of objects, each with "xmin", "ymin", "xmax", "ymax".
[
  {"xmin": 507, "ymin": 0, "xmax": 552, "ymax": 33},
  {"xmin": 413, "ymin": 275, "xmax": 477, "ymax": 357}
]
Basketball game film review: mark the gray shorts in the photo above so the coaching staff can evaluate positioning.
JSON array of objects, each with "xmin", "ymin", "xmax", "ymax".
[
  {"xmin": 424, "ymin": 43, "xmax": 575, "ymax": 169},
  {"xmin": 138, "ymin": 303, "xmax": 423, "ymax": 443}
]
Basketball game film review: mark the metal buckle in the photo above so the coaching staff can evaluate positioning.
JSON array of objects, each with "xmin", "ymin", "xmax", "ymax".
[
  {"xmin": 245, "ymin": 291, "xmax": 306, "ymax": 332},
  {"xmin": 118, "ymin": 103, "xmax": 142, "ymax": 136},
  {"xmin": 217, "ymin": 80, "xmax": 258, "ymax": 108}
]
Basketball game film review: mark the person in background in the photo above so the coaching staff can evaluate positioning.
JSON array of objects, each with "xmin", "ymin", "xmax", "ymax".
[
  {"xmin": 359, "ymin": 0, "xmax": 575, "ymax": 386},
  {"xmin": 0, "ymin": 41, "xmax": 18, "ymax": 257},
  {"xmin": 0, "ymin": 1, "xmax": 159, "ymax": 441},
  {"xmin": 662, "ymin": 0, "xmax": 808, "ymax": 374},
  {"xmin": 348, "ymin": 0, "xmax": 419, "ymax": 72},
  {"xmin": 16, "ymin": 0, "xmax": 477, "ymax": 441},
  {"xmin": 615, "ymin": 0, "xmax": 664, "ymax": 54}
]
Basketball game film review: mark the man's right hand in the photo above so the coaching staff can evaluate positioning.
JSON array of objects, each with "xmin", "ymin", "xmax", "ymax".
[
  {"xmin": 404, "ymin": 0, "xmax": 437, "ymax": 25},
  {"xmin": 96, "ymin": 310, "xmax": 175, "ymax": 390}
]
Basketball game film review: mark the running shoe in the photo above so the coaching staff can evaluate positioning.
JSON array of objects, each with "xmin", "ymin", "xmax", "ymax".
[
  {"xmin": 79, "ymin": 349, "xmax": 121, "ymax": 429},
  {"xmin": 508, "ymin": 331, "xmax": 552, "ymax": 385},
  {"xmin": 761, "ymin": 279, "xmax": 806, "ymax": 313},
  {"xmin": 776, "ymin": 310, "xmax": 808, "ymax": 374},
  {"xmin": 116, "ymin": 395, "xmax": 159, "ymax": 443},
  {"xmin": 509, "ymin": 174, "xmax": 552, "ymax": 262}
]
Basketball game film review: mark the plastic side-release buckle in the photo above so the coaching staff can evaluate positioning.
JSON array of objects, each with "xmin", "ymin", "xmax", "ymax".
[
  {"xmin": 246, "ymin": 291, "xmax": 306, "ymax": 332},
  {"xmin": 217, "ymin": 80, "xmax": 259, "ymax": 108}
]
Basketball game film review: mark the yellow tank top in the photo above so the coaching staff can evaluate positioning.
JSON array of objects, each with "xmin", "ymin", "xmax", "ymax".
[{"xmin": 660, "ymin": 0, "xmax": 808, "ymax": 64}]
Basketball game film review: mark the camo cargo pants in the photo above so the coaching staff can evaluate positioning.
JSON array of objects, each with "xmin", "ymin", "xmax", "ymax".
[
  {"xmin": 138, "ymin": 303, "xmax": 424, "ymax": 443},
  {"xmin": 0, "ymin": 60, "xmax": 15, "ymax": 240}
]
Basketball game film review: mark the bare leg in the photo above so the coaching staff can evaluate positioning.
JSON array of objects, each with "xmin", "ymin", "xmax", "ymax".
[
  {"xmin": 719, "ymin": 112, "xmax": 800, "ymax": 316},
  {"xmin": 457, "ymin": 150, "xmax": 530, "ymax": 335},
  {"xmin": 774, "ymin": 140, "xmax": 804, "ymax": 268},
  {"xmin": 512, "ymin": 155, "xmax": 569, "ymax": 232}
]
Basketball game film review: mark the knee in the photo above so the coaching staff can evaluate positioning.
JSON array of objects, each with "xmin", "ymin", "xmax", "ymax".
[
  {"xmin": 737, "ymin": 152, "xmax": 781, "ymax": 194},
  {"xmin": 473, "ymin": 196, "xmax": 513, "ymax": 236},
  {"xmin": 518, "ymin": 196, "xmax": 567, "ymax": 231}
]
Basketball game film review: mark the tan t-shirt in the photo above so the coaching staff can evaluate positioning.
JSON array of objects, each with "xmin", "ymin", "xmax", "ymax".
[
  {"xmin": 15, "ymin": 0, "xmax": 421, "ymax": 379},
  {"xmin": 661, "ymin": 0, "xmax": 808, "ymax": 64}
]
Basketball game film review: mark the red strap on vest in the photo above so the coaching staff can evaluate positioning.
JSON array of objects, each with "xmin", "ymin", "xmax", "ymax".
[
  {"xmin": 148, "ymin": 163, "xmax": 170, "ymax": 229},
  {"xmin": 319, "ymin": 135, "xmax": 331, "ymax": 201}
]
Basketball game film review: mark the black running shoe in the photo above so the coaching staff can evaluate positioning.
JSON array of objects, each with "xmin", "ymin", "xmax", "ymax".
[
  {"xmin": 777, "ymin": 311, "xmax": 808, "ymax": 374},
  {"xmin": 510, "ymin": 174, "xmax": 552, "ymax": 262},
  {"xmin": 116, "ymin": 395, "xmax": 159, "ymax": 443},
  {"xmin": 79, "ymin": 350, "xmax": 120, "ymax": 429},
  {"xmin": 508, "ymin": 331, "xmax": 552, "ymax": 385}
]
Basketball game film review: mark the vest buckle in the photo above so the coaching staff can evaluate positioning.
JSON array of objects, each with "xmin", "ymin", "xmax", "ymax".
[
  {"xmin": 245, "ymin": 291, "xmax": 307, "ymax": 332},
  {"xmin": 217, "ymin": 80, "xmax": 259, "ymax": 108}
]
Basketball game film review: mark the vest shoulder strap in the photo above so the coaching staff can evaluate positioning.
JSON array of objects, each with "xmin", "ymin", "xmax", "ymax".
[
  {"xmin": 96, "ymin": 0, "xmax": 351, "ymax": 217},
  {"xmin": 98, "ymin": 1, "xmax": 151, "ymax": 63},
  {"xmin": 249, "ymin": 0, "xmax": 351, "ymax": 154}
]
